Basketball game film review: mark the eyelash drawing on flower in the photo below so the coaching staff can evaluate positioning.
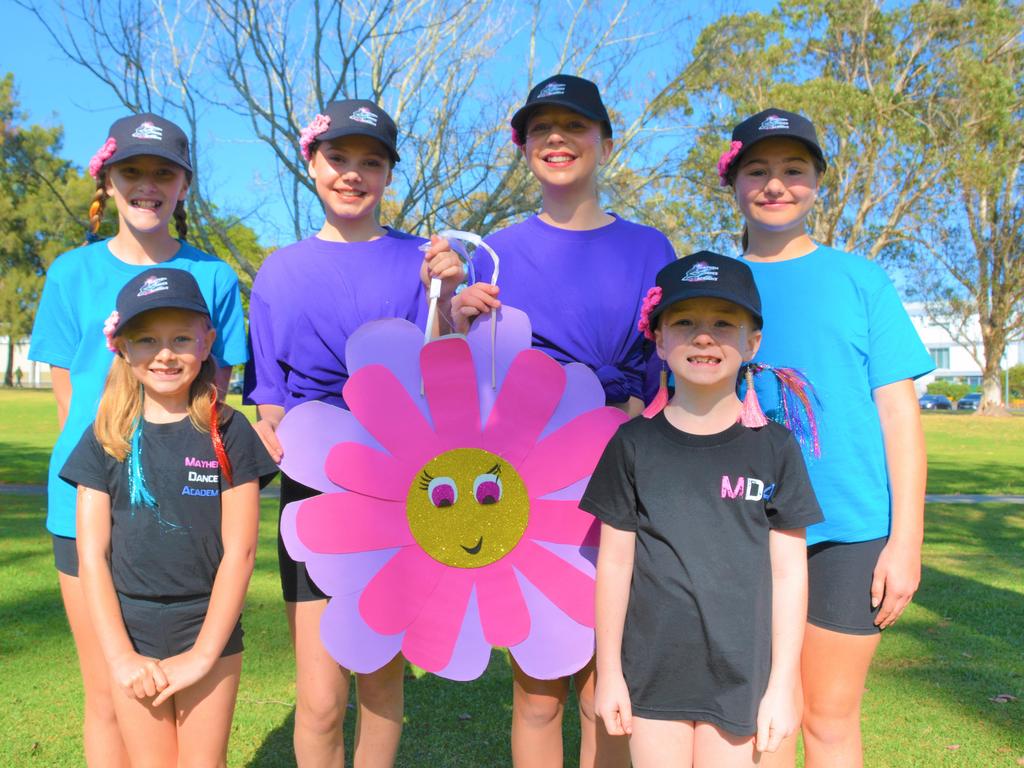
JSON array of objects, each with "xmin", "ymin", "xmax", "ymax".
[{"xmin": 473, "ymin": 463, "xmax": 504, "ymax": 505}]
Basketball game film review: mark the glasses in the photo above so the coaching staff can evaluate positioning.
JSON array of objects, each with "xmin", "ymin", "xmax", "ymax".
[
  {"xmin": 124, "ymin": 335, "xmax": 203, "ymax": 357},
  {"xmin": 663, "ymin": 319, "xmax": 747, "ymax": 342}
]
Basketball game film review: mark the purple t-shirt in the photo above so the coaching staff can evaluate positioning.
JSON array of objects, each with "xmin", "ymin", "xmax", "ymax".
[
  {"xmin": 478, "ymin": 214, "xmax": 675, "ymax": 403},
  {"xmin": 244, "ymin": 229, "xmax": 428, "ymax": 412}
]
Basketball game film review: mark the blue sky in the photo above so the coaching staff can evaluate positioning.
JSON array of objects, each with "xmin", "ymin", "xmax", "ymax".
[{"xmin": 2, "ymin": 1, "xmax": 776, "ymax": 246}]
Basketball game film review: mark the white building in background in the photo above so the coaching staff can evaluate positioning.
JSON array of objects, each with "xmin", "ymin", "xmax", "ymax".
[
  {"xmin": 0, "ymin": 336, "xmax": 51, "ymax": 387},
  {"xmin": 905, "ymin": 303, "xmax": 1024, "ymax": 394}
]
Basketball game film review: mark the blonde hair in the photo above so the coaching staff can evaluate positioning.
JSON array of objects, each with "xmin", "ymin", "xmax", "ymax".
[{"xmin": 94, "ymin": 315, "xmax": 227, "ymax": 461}]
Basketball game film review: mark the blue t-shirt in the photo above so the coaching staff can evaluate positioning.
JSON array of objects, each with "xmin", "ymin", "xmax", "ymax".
[
  {"xmin": 477, "ymin": 214, "xmax": 675, "ymax": 403},
  {"xmin": 29, "ymin": 240, "xmax": 248, "ymax": 537},
  {"xmin": 746, "ymin": 245, "xmax": 934, "ymax": 545},
  {"xmin": 243, "ymin": 230, "xmax": 428, "ymax": 413}
]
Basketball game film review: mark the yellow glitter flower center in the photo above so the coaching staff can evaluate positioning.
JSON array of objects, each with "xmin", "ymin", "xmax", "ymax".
[{"xmin": 406, "ymin": 448, "xmax": 529, "ymax": 569}]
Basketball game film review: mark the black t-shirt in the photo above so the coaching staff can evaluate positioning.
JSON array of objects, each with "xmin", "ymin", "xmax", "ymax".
[
  {"xmin": 580, "ymin": 413, "xmax": 823, "ymax": 736},
  {"xmin": 61, "ymin": 410, "xmax": 278, "ymax": 600}
]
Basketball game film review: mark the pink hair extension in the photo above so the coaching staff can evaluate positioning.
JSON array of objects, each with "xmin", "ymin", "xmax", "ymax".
[
  {"xmin": 102, "ymin": 310, "xmax": 120, "ymax": 352},
  {"xmin": 738, "ymin": 367, "xmax": 769, "ymax": 428},
  {"xmin": 642, "ymin": 364, "xmax": 670, "ymax": 419},
  {"xmin": 717, "ymin": 140, "xmax": 743, "ymax": 187},
  {"xmin": 637, "ymin": 286, "xmax": 663, "ymax": 341},
  {"xmin": 209, "ymin": 395, "xmax": 234, "ymax": 487},
  {"xmin": 299, "ymin": 114, "xmax": 332, "ymax": 161},
  {"xmin": 741, "ymin": 363, "xmax": 821, "ymax": 458},
  {"xmin": 88, "ymin": 137, "xmax": 118, "ymax": 179}
]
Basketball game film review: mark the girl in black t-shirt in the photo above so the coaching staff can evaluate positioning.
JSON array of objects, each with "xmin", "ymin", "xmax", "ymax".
[{"xmin": 61, "ymin": 268, "xmax": 276, "ymax": 767}]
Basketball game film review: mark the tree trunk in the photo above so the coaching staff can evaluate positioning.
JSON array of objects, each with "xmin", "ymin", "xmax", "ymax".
[
  {"xmin": 4, "ymin": 340, "xmax": 13, "ymax": 388},
  {"xmin": 977, "ymin": 358, "xmax": 1009, "ymax": 417}
]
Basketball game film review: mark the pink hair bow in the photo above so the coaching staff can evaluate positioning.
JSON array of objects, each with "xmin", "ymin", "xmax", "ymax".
[
  {"xmin": 300, "ymin": 114, "xmax": 332, "ymax": 161},
  {"xmin": 88, "ymin": 138, "xmax": 118, "ymax": 179},
  {"xmin": 717, "ymin": 140, "xmax": 743, "ymax": 186},
  {"xmin": 637, "ymin": 286, "xmax": 663, "ymax": 341},
  {"xmin": 510, "ymin": 125, "xmax": 524, "ymax": 146},
  {"xmin": 102, "ymin": 310, "xmax": 120, "ymax": 352}
]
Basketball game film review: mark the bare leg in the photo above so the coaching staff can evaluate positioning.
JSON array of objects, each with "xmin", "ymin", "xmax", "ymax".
[
  {"xmin": 629, "ymin": 717, "xmax": 694, "ymax": 767},
  {"xmin": 289, "ymin": 600, "xmax": 349, "ymax": 768},
  {"xmin": 511, "ymin": 658, "xmax": 569, "ymax": 768},
  {"xmin": 694, "ymin": 721, "xmax": 760, "ymax": 767},
  {"xmin": 58, "ymin": 571, "xmax": 130, "ymax": 768},
  {"xmin": 574, "ymin": 660, "xmax": 630, "ymax": 768},
  {"xmin": 800, "ymin": 624, "xmax": 880, "ymax": 768},
  {"xmin": 353, "ymin": 654, "xmax": 405, "ymax": 768},
  {"xmin": 107, "ymin": 675, "xmax": 177, "ymax": 768},
  {"xmin": 175, "ymin": 653, "xmax": 243, "ymax": 767}
]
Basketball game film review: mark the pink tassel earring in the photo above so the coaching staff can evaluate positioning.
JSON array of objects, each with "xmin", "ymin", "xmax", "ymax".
[
  {"xmin": 738, "ymin": 366, "xmax": 769, "ymax": 428},
  {"xmin": 642, "ymin": 364, "xmax": 670, "ymax": 419}
]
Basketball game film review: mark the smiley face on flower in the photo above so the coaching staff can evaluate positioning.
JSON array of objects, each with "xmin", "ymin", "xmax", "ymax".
[{"xmin": 277, "ymin": 307, "xmax": 626, "ymax": 681}]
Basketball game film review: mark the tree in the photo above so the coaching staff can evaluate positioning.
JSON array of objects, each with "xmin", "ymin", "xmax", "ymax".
[
  {"xmin": 902, "ymin": 0, "xmax": 1023, "ymax": 414},
  {"xmin": 19, "ymin": 0, "xmax": 691, "ymax": 254},
  {"xmin": 0, "ymin": 73, "xmax": 93, "ymax": 386}
]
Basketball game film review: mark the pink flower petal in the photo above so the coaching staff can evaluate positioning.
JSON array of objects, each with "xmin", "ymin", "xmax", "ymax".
[
  {"xmin": 513, "ymin": 539, "xmax": 595, "ymax": 628},
  {"xmin": 540, "ymin": 363, "xmax": 607, "ymax": 439},
  {"xmin": 475, "ymin": 563, "xmax": 530, "ymax": 647},
  {"xmin": 278, "ymin": 401, "xmax": 382, "ymax": 493},
  {"xmin": 508, "ymin": 571, "xmax": 594, "ymax": 679},
  {"xmin": 401, "ymin": 568, "xmax": 476, "ymax": 672},
  {"xmin": 359, "ymin": 547, "xmax": 445, "ymax": 634},
  {"xmin": 295, "ymin": 493, "xmax": 413, "ymax": 554},
  {"xmin": 344, "ymin": 364, "xmax": 437, "ymax": 466},
  {"xmin": 525, "ymin": 499, "xmax": 600, "ymax": 547},
  {"xmin": 482, "ymin": 349, "xmax": 565, "ymax": 465},
  {"xmin": 325, "ymin": 442, "xmax": 416, "ymax": 501},
  {"xmin": 421, "ymin": 337, "xmax": 482, "ymax": 446},
  {"xmin": 465, "ymin": 306, "xmax": 534, "ymax": 424},
  {"xmin": 434, "ymin": 590, "xmax": 494, "ymax": 681},
  {"xmin": 346, "ymin": 318, "xmax": 431, "ymax": 423},
  {"xmin": 320, "ymin": 590, "xmax": 404, "ymax": 674},
  {"xmin": 519, "ymin": 407, "xmax": 627, "ymax": 497}
]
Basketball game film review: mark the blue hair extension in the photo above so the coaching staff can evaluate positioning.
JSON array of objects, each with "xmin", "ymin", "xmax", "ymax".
[{"xmin": 127, "ymin": 417, "xmax": 158, "ymax": 509}]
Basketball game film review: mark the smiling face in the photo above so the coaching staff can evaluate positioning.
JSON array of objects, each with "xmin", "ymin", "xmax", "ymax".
[
  {"xmin": 521, "ymin": 106, "xmax": 612, "ymax": 191},
  {"xmin": 732, "ymin": 137, "xmax": 820, "ymax": 239},
  {"xmin": 119, "ymin": 308, "xmax": 215, "ymax": 411},
  {"xmin": 308, "ymin": 134, "xmax": 393, "ymax": 233},
  {"xmin": 655, "ymin": 298, "xmax": 761, "ymax": 391},
  {"xmin": 104, "ymin": 156, "xmax": 189, "ymax": 236},
  {"xmin": 406, "ymin": 448, "xmax": 529, "ymax": 569}
]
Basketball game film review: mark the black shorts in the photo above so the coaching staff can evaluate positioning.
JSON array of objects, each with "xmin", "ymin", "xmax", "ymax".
[
  {"xmin": 118, "ymin": 593, "xmax": 244, "ymax": 659},
  {"xmin": 53, "ymin": 534, "xmax": 78, "ymax": 577},
  {"xmin": 278, "ymin": 474, "xmax": 327, "ymax": 603},
  {"xmin": 807, "ymin": 536, "xmax": 887, "ymax": 635}
]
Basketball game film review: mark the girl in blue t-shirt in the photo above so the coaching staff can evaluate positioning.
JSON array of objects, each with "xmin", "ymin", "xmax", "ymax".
[
  {"xmin": 61, "ymin": 268, "xmax": 275, "ymax": 767},
  {"xmin": 717, "ymin": 108, "xmax": 933, "ymax": 767},
  {"xmin": 28, "ymin": 114, "xmax": 246, "ymax": 767}
]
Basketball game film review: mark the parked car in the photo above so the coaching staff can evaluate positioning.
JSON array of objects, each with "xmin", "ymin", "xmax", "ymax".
[
  {"xmin": 957, "ymin": 392, "xmax": 982, "ymax": 411},
  {"xmin": 228, "ymin": 373, "xmax": 244, "ymax": 394},
  {"xmin": 919, "ymin": 394, "xmax": 952, "ymax": 410}
]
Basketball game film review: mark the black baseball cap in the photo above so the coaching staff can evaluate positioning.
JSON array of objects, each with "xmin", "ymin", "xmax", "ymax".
[
  {"xmin": 113, "ymin": 268, "xmax": 210, "ymax": 335},
  {"xmin": 304, "ymin": 99, "xmax": 401, "ymax": 163},
  {"xmin": 100, "ymin": 113, "xmax": 193, "ymax": 174},
  {"xmin": 648, "ymin": 251, "xmax": 763, "ymax": 330},
  {"xmin": 510, "ymin": 75, "xmax": 612, "ymax": 144},
  {"xmin": 727, "ymin": 108, "xmax": 826, "ymax": 174}
]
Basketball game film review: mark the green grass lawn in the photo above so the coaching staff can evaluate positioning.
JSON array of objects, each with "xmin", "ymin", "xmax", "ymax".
[{"xmin": 1, "ymin": 391, "xmax": 1021, "ymax": 766}]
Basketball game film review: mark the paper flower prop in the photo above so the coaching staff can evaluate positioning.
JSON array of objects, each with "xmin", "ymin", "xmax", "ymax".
[{"xmin": 277, "ymin": 307, "xmax": 626, "ymax": 681}]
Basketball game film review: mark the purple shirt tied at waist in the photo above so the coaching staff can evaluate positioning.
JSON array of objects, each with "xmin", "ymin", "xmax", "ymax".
[
  {"xmin": 244, "ymin": 229, "xmax": 428, "ymax": 412},
  {"xmin": 477, "ymin": 214, "xmax": 675, "ymax": 403}
]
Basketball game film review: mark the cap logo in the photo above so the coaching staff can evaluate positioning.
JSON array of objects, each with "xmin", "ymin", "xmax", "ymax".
[
  {"xmin": 537, "ymin": 82, "xmax": 566, "ymax": 99},
  {"xmin": 758, "ymin": 115, "xmax": 789, "ymax": 131},
  {"xmin": 137, "ymin": 276, "xmax": 169, "ymax": 297},
  {"xmin": 349, "ymin": 107, "xmax": 379, "ymax": 126},
  {"xmin": 131, "ymin": 121, "xmax": 164, "ymax": 141},
  {"xmin": 681, "ymin": 262, "xmax": 719, "ymax": 282}
]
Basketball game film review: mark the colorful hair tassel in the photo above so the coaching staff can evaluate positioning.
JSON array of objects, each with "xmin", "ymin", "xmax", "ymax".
[
  {"xmin": 642, "ymin": 364, "xmax": 670, "ymax": 419},
  {"xmin": 738, "ymin": 367, "xmax": 769, "ymax": 428},
  {"xmin": 127, "ymin": 416, "xmax": 158, "ymax": 509},
  {"xmin": 740, "ymin": 362, "xmax": 821, "ymax": 459},
  {"xmin": 210, "ymin": 394, "xmax": 234, "ymax": 487}
]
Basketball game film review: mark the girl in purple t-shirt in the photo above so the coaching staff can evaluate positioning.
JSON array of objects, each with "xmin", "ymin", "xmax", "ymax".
[
  {"xmin": 244, "ymin": 99, "xmax": 462, "ymax": 767},
  {"xmin": 447, "ymin": 75, "xmax": 674, "ymax": 768}
]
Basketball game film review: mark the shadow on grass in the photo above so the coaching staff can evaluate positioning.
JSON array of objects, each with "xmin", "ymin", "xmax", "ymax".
[
  {"xmin": 0, "ymin": 441, "xmax": 52, "ymax": 486},
  {"xmin": 881, "ymin": 563, "xmax": 1024, "ymax": 747},
  {"xmin": 924, "ymin": 503, "xmax": 1024, "ymax": 563},
  {"xmin": 928, "ymin": 457, "xmax": 1024, "ymax": 496},
  {"xmin": 247, "ymin": 709, "xmax": 296, "ymax": 767}
]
